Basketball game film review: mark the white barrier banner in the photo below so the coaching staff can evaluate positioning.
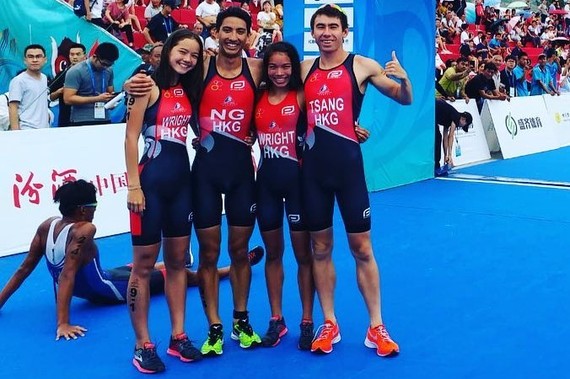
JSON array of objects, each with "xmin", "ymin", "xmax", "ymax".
[
  {"xmin": 445, "ymin": 100, "xmax": 491, "ymax": 167},
  {"xmin": 485, "ymin": 97, "xmax": 559, "ymax": 159},
  {"xmin": 0, "ymin": 125, "xmax": 133, "ymax": 257},
  {"xmin": 0, "ymin": 125, "xmax": 260, "ymax": 257},
  {"xmin": 543, "ymin": 93, "xmax": 570, "ymax": 147}
]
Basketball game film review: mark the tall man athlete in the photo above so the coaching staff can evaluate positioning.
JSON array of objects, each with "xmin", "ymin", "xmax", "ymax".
[
  {"xmin": 125, "ymin": 7, "xmax": 264, "ymax": 356},
  {"xmin": 193, "ymin": 7, "xmax": 264, "ymax": 355},
  {"xmin": 301, "ymin": 4, "xmax": 412, "ymax": 357}
]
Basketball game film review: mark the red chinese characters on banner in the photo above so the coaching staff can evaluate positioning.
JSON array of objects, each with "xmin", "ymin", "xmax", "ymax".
[
  {"xmin": 51, "ymin": 169, "xmax": 79, "ymax": 197},
  {"xmin": 92, "ymin": 172, "xmax": 128, "ymax": 196},
  {"xmin": 12, "ymin": 170, "xmax": 128, "ymax": 209},
  {"xmin": 13, "ymin": 172, "xmax": 44, "ymax": 208}
]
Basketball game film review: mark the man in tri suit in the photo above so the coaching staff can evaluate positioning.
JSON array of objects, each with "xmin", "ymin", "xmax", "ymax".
[
  {"xmin": 300, "ymin": 4, "xmax": 412, "ymax": 357},
  {"xmin": 193, "ymin": 6, "xmax": 264, "ymax": 356}
]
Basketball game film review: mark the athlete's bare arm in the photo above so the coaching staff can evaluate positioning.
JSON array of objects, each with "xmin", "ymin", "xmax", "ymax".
[
  {"xmin": 55, "ymin": 222, "xmax": 96, "ymax": 341},
  {"xmin": 125, "ymin": 88, "xmax": 156, "ymax": 214},
  {"xmin": 354, "ymin": 52, "xmax": 413, "ymax": 105},
  {"xmin": 0, "ymin": 219, "xmax": 54, "ymax": 309}
]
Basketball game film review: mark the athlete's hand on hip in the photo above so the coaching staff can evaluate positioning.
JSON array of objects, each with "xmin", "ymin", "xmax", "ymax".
[
  {"xmin": 354, "ymin": 121, "xmax": 370, "ymax": 143},
  {"xmin": 191, "ymin": 137, "xmax": 200, "ymax": 150},
  {"xmin": 127, "ymin": 188, "xmax": 146, "ymax": 214},
  {"xmin": 56, "ymin": 323, "xmax": 87, "ymax": 341},
  {"xmin": 124, "ymin": 73, "xmax": 154, "ymax": 97},
  {"xmin": 384, "ymin": 51, "xmax": 409, "ymax": 81},
  {"xmin": 244, "ymin": 133, "xmax": 256, "ymax": 147}
]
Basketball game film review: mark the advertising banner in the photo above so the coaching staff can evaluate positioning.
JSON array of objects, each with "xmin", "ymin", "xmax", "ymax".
[
  {"xmin": 543, "ymin": 93, "xmax": 570, "ymax": 148},
  {"xmin": 0, "ymin": 125, "xmax": 132, "ymax": 256},
  {"xmin": 486, "ymin": 97, "xmax": 559, "ymax": 159}
]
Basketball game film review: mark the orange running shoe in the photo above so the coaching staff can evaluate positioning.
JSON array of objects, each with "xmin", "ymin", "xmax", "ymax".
[
  {"xmin": 310, "ymin": 320, "xmax": 341, "ymax": 354},
  {"xmin": 364, "ymin": 324, "xmax": 399, "ymax": 357}
]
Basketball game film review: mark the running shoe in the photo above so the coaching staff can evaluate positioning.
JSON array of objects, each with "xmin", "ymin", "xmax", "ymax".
[
  {"xmin": 261, "ymin": 316, "xmax": 288, "ymax": 347},
  {"xmin": 298, "ymin": 320, "xmax": 314, "ymax": 351},
  {"xmin": 248, "ymin": 246, "xmax": 265, "ymax": 266},
  {"xmin": 364, "ymin": 324, "xmax": 399, "ymax": 357},
  {"xmin": 434, "ymin": 166, "xmax": 449, "ymax": 177},
  {"xmin": 167, "ymin": 333, "xmax": 202, "ymax": 362},
  {"xmin": 311, "ymin": 320, "xmax": 341, "ymax": 354},
  {"xmin": 132, "ymin": 342, "xmax": 166, "ymax": 374},
  {"xmin": 200, "ymin": 324, "xmax": 224, "ymax": 357},
  {"xmin": 231, "ymin": 319, "xmax": 262, "ymax": 348}
]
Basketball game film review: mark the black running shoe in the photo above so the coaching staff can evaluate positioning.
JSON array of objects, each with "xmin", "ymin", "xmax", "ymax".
[
  {"xmin": 167, "ymin": 333, "xmax": 202, "ymax": 362},
  {"xmin": 248, "ymin": 246, "xmax": 265, "ymax": 266},
  {"xmin": 298, "ymin": 321, "xmax": 314, "ymax": 351},
  {"xmin": 262, "ymin": 316, "xmax": 288, "ymax": 347},
  {"xmin": 133, "ymin": 342, "xmax": 166, "ymax": 374}
]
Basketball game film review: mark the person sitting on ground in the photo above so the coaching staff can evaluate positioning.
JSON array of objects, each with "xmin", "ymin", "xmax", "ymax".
[{"xmin": 0, "ymin": 179, "xmax": 264, "ymax": 341}]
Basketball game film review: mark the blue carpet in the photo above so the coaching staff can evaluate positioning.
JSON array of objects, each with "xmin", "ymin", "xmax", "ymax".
[
  {"xmin": 1, "ymin": 152, "xmax": 570, "ymax": 378},
  {"xmin": 456, "ymin": 146, "xmax": 570, "ymax": 184}
]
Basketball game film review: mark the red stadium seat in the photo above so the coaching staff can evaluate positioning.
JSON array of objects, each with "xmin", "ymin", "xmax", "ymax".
[
  {"xmin": 133, "ymin": 32, "xmax": 147, "ymax": 49},
  {"xmin": 446, "ymin": 44, "xmax": 460, "ymax": 54},
  {"xmin": 138, "ymin": 17, "xmax": 147, "ymax": 30},
  {"xmin": 171, "ymin": 8, "xmax": 182, "ymax": 23},
  {"xmin": 134, "ymin": 5, "xmax": 146, "ymax": 20},
  {"xmin": 179, "ymin": 8, "xmax": 196, "ymax": 25}
]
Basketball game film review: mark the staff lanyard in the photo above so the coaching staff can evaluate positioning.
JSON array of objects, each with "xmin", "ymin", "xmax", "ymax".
[
  {"xmin": 86, "ymin": 61, "xmax": 106, "ymax": 95},
  {"xmin": 164, "ymin": 16, "xmax": 173, "ymax": 35}
]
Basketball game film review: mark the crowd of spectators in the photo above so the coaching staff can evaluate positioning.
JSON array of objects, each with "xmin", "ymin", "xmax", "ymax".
[
  {"xmin": 2, "ymin": 0, "xmax": 285, "ymax": 129},
  {"xmin": 110, "ymin": 0, "xmax": 284, "ymax": 57},
  {"xmin": 436, "ymin": 0, "xmax": 570, "ymax": 112}
]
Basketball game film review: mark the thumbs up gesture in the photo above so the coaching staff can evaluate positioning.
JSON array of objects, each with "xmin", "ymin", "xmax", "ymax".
[{"xmin": 384, "ymin": 51, "xmax": 409, "ymax": 81}]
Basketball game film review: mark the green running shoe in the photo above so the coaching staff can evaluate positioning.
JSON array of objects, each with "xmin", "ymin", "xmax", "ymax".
[
  {"xmin": 201, "ymin": 324, "xmax": 224, "ymax": 356},
  {"xmin": 231, "ymin": 319, "xmax": 262, "ymax": 348}
]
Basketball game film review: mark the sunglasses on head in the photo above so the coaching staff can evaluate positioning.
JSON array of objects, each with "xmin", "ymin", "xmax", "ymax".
[{"xmin": 319, "ymin": 3, "xmax": 346, "ymax": 15}]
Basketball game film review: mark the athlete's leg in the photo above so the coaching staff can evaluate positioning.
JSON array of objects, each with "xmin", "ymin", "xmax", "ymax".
[
  {"xmin": 196, "ymin": 226, "xmax": 222, "ymax": 325},
  {"xmin": 290, "ymin": 230, "xmax": 314, "ymax": 321},
  {"xmin": 162, "ymin": 236, "xmax": 190, "ymax": 337},
  {"xmin": 310, "ymin": 227, "xmax": 336, "ymax": 323},
  {"xmin": 347, "ymin": 231, "xmax": 382, "ymax": 326},
  {"xmin": 152, "ymin": 263, "xmax": 230, "ymax": 287},
  {"xmin": 228, "ymin": 225, "xmax": 254, "ymax": 316},
  {"xmin": 261, "ymin": 228, "xmax": 285, "ymax": 317},
  {"xmin": 127, "ymin": 243, "xmax": 161, "ymax": 348}
]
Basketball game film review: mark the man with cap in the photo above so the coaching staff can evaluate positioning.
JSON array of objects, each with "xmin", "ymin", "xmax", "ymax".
[
  {"xmin": 63, "ymin": 42, "xmax": 119, "ymax": 126},
  {"xmin": 435, "ymin": 99, "xmax": 473, "ymax": 176},
  {"xmin": 143, "ymin": 0, "xmax": 188, "ymax": 44}
]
